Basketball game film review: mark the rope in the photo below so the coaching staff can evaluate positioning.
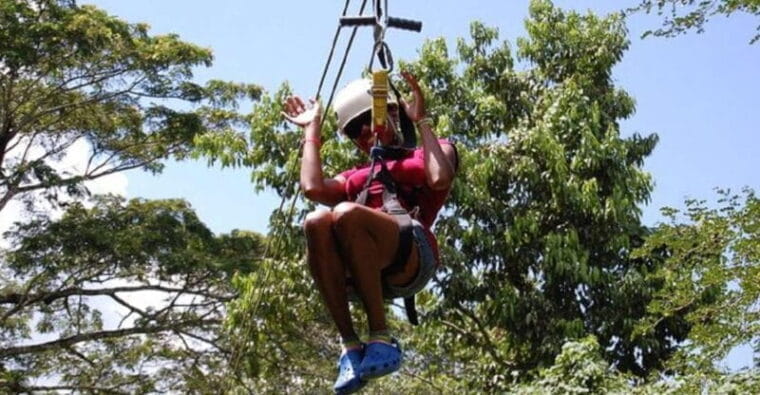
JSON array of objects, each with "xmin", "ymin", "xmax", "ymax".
[
  {"xmin": 320, "ymin": 0, "xmax": 370, "ymax": 130},
  {"xmin": 314, "ymin": 0, "xmax": 353, "ymax": 101},
  {"xmin": 263, "ymin": 0, "xmax": 368, "ymax": 260},
  {"xmin": 226, "ymin": 0, "xmax": 369, "ymax": 388}
]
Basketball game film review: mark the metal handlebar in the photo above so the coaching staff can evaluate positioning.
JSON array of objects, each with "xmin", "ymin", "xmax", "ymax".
[
  {"xmin": 387, "ymin": 17, "xmax": 422, "ymax": 32},
  {"xmin": 339, "ymin": 16, "xmax": 422, "ymax": 32},
  {"xmin": 339, "ymin": 16, "xmax": 377, "ymax": 26},
  {"xmin": 339, "ymin": 1, "xmax": 421, "ymax": 72}
]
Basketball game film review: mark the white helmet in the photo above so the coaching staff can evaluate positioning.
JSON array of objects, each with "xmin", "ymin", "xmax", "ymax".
[{"xmin": 333, "ymin": 78, "xmax": 398, "ymax": 132}]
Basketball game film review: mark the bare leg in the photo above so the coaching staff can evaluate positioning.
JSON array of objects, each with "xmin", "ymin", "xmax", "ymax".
[
  {"xmin": 304, "ymin": 209, "xmax": 356, "ymax": 339},
  {"xmin": 331, "ymin": 202, "xmax": 419, "ymax": 333}
]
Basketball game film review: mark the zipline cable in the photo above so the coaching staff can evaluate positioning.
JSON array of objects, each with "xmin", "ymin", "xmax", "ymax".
[
  {"xmin": 314, "ymin": 0, "xmax": 353, "ymax": 101},
  {"xmin": 319, "ymin": 0, "xmax": 370, "ymax": 130},
  {"xmin": 228, "ymin": 0, "xmax": 421, "ymax": 388},
  {"xmin": 262, "ymin": 0, "xmax": 368, "ymax": 261},
  {"xmin": 227, "ymin": 0, "xmax": 369, "ymax": 388}
]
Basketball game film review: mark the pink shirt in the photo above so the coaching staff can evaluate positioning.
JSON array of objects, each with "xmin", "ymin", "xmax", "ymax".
[{"xmin": 339, "ymin": 139, "xmax": 455, "ymax": 265}]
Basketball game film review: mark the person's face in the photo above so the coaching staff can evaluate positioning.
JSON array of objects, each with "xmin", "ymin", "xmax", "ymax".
[{"xmin": 343, "ymin": 104, "xmax": 400, "ymax": 153}]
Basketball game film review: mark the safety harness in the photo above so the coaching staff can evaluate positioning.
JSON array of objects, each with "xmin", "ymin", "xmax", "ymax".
[
  {"xmin": 341, "ymin": 1, "xmax": 424, "ymax": 325},
  {"xmin": 355, "ymin": 145, "xmax": 420, "ymax": 325}
]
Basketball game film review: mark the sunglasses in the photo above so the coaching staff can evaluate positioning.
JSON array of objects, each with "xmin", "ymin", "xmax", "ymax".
[
  {"xmin": 342, "ymin": 105, "xmax": 400, "ymax": 139},
  {"xmin": 343, "ymin": 111, "xmax": 371, "ymax": 139}
]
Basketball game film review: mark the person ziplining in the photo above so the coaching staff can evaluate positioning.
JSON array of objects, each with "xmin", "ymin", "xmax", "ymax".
[{"xmin": 282, "ymin": 2, "xmax": 458, "ymax": 393}]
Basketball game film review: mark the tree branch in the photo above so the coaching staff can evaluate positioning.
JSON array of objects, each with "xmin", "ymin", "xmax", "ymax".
[
  {"xmin": 16, "ymin": 76, "xmax": 147, "ymax": 133},
  {"xmin": 454, "ymin": 304, "xmax": 515, "ymax": 369},
  {"xmin": 0, "ymin": 68, "xmax": 17, "ymax": 167},
  {"xmin": 11, "ymin": 156, "xmax": 168, "ymax": 196},
  {"xmin": 400, "ymin": 370, "xmax": 446, "ymax": 393},
  {"xmin": 16, "ymin": 384, "xmax": 128, "ymax": 395},
  {"xmin": 0, "ymin": 272, "xmax": 51, "ymax": 324},
  {"xmin": 0, "ymin": 284, "xmax": 234, "ymax": 306},
  {"xmin": 65, "ymin": 345, "xmax": 96, "ymax": 368},
  {"xmin": 176, "ymin": 329, "xmax": 230, "ymax": 354},
  {"xmin": 0, "ymin": 318, "xmax": 221, "ymax": 358}
]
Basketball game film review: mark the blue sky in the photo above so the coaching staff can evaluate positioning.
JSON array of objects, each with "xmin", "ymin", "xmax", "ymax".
[
  {"xmin": 83, "ymin": 0, "xmax": 758, "ymax": 368},
  {"xmin": 82, "ymin": 0, "xmax": 759, "ymax": 235}
]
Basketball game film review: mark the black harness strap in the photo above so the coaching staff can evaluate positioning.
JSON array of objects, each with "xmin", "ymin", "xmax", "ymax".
[
  {"xmin": 355, "ymin": 147, "xmax": 419, "ymax": 325},
  {"xmin": 385, "ymin": 205, "xmax": 413, "ymax": 277},
  {"xmin": 404, "ymin": 296, "xmax": 418, "ymax": 325}
]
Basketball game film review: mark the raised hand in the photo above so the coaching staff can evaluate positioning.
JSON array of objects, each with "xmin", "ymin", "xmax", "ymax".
[
  {"xmin": 400, "ymin": 71, "xmax": 426, "ymax": 122},
  {"xmin": 282, "ymin": 96, "xmax": 322, "ymax": 127}
]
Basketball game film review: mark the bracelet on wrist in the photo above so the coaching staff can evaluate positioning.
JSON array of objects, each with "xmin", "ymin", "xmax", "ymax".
[{"xmin": 415, "ymin": 117, "xmax": 434, "ymax": 128}]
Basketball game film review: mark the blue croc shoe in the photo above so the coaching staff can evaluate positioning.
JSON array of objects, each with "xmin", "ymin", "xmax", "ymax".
[
  {"xmin": 359, "ymin": 339, "xmax": 402, "ymax": 380},
  {"xmin": 334, "ymin": 346, "xmax": 366, "ymax": 394}
]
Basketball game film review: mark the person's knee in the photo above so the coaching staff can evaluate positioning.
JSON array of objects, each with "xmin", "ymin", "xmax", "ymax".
[
  {"xmin": 303, "ymin": 211, "xmax": 335, "ymax": 272},
  {"xmin": 304, "ymin": 209, "xmax": 332, "ymax": 237},
  {"xmin": 332, "ymin": 202, "xmax": 363, "ymax": 238}
]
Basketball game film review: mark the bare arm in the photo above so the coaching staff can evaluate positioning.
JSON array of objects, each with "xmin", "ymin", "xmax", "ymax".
[
  {"xmin": 418, "ymin": 121, "xmax": 457, "ymax": 191},
  {"xmin": 283, "ymin": 96, "xmax": 346, "ymax": 206},
  {"xmin": 400, "ymin": 72, "xmax": 457, "ymax": 191}
]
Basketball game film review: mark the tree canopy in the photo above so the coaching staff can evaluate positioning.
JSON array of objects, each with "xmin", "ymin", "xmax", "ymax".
[
  {"xmin": 1, "ymin": 196, "xmax": 265, "ymax": 392},
  {"xmin": 628, "ymin": 0, "xmax": 760, "ymax": 44},
  {"xmin": 209, "ymin": 0, "xmax": 689, "ymax": 391},
  {"xmin": 633, "ymin": 188, "xmax": 759, "ymax": 377},
  {"xmin": 0, "ymin": 0, "xmax": 263, "ymax": 392},
  {"xmin": 0, "ymin": 0, "xmax": 260, "ymax": 213},
  {"xmin": 2, "ymin": 0, "xmax": 757, "ymax": 393}
]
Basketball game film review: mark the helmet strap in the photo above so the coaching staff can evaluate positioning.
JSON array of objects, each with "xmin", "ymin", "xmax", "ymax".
[{"xmin": 386, "ymin": 114, "xmax": 403, "ymax": 146}]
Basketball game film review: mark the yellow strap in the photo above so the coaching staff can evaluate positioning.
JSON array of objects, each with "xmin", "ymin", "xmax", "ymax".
[{"xmin": 371, "ymin": 70, "xmax": 389, "ymax": 133}]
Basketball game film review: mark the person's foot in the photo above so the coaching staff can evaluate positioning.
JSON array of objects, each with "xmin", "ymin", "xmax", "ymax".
[
  {"xmin": 359, "ymin": 339, "xmax": 402, "ymax": 380},
  {"xmin": 334, "ymin": 346, "xmax": 366, "ymax": 394}
]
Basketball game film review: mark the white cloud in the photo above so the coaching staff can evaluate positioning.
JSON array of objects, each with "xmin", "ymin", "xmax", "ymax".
[
  {"xmin": 0, "ymin": 199, "xmax": 25, "ymax": 248},
  {"xmin": 0, "ymin": 137, "xmax": 185, "ymax": 327},
  {"xmin": 0, "ymin": 138, "xmax": 128, "ymax": 246},
  {"xmin": 70, "ymin": 139, "xmax": 129, "ymax": 197}
]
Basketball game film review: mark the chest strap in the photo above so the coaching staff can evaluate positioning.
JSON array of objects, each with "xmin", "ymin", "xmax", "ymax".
[
  {"xmin": 356, "ymin": 151, "xmax": 414, "ymax": 274},
  {"xmin": 355, "ymin": 148, "xmax": 419, "ymax": 325}
]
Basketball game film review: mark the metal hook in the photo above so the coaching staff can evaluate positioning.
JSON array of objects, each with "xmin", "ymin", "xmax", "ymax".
[
  {"xmin": 369, "ymin": 41, "xmax": 393, "ymax": 72},
  {"xmin": 339, "ymin": 0, "xmax": 420, "ymax": 72}
]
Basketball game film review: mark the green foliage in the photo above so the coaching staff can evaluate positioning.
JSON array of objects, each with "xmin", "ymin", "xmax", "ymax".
[
  {"xmin": 0, "ymin": 195, "xmax": 265, "ymax": 392},
  {"xmin": 0, "ymin": 0, "xmax": 261, "ymax": 213},
  {"xmin": 510, "ymin": 336, "xmax": 630, "ymax": 394},
  {"xmin": 0, "ymin": 1, "xmax": 264, "ymax": 392},
  {"xmin": 224, "ymin": 256, "xmax": 341, "ymax": 392},
  {"xmin": 406, "ymin": 1, "xmax": 671, "ymax": 387},
  {"xmin": 633, "ymin": 188, "xmax": 760, "ymax": 375},
  {"xmin": 507, "ymin": 190, "xmax": 760, "ymax": 394},
  {"xmin": 510, "ymin": 336, "xmax": 760, "ymax": 394},
  {"xmin": 650, "ymin": 369, "xmax": 760, "ymax": 395},
  {"xmin": 627, "ymin": 0, "xmax": 760, "ymax": 44},
  {"xmin": 211, "ymin": 0, "xmax": 686, "ymax": 391}
]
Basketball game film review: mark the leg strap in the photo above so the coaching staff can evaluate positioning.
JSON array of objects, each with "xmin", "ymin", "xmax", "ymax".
[
  {"xmin": 382, "ymin": 213, "xmax": 419, "ymax": 326},
  {"xmin": 404, "ymin": 296, "xmax": 418, "ymax": 326}
]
